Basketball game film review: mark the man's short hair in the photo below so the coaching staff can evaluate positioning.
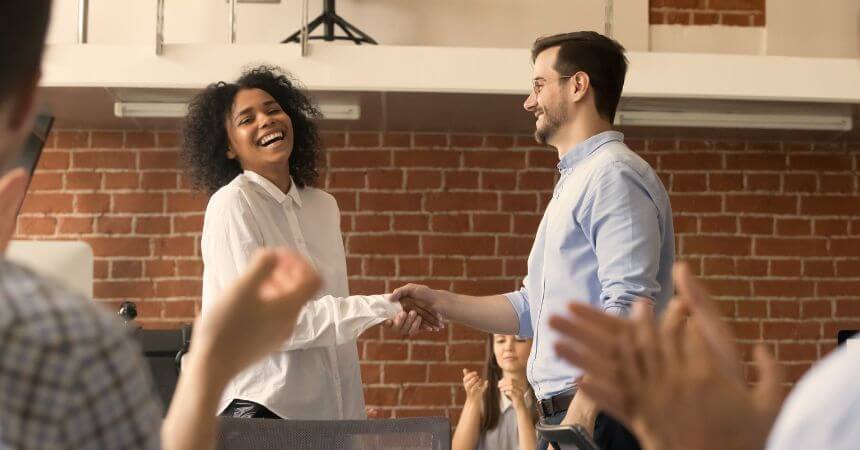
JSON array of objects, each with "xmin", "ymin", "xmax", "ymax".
[
  {"xmin": 0, "ymin": 0, "xmax": 54, "ymax": 104},
  {"xmin": 532, "ymin": 31, "xmax": 628, "ymax": 123}
]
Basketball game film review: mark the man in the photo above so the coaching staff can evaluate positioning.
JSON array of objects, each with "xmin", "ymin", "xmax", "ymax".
[
  {"xmin": 392, "ymin": 31, "xmax": 674, "ymax": 450},
  {"xmin": 550, "ymin": 262, "xmax": 860, "ymax": 450}
]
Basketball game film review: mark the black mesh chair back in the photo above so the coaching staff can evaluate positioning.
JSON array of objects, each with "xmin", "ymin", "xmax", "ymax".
[{"xmin": 216, "ymin": 417, "xmax": 451, "ymax": 450}]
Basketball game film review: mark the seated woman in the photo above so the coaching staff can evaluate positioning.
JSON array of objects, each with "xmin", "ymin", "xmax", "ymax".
[
  {"xmin": 181, "ymin": 66, "xmax": 435, "ymax": 420},
  {"xmin": 453, "ymin": 334, "xmax": 537, "ymax": 450}
]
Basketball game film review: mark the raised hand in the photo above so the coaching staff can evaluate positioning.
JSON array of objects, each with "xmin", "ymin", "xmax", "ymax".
[
  {"xmin": 462, "ymin": 369, "xmax": 488, "ymax": 403},
  {"xmin": 548, "ymin": 262, "xmax": 785, "ymax": 450}
]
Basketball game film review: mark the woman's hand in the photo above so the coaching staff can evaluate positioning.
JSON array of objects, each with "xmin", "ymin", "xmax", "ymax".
[
  {"xmin": 498, "ymin": 377, "xmax": 529, "ymax": 411},
  {"xmin": 462, "ymin": 369, "xmax": 488, "ymax": 404}
]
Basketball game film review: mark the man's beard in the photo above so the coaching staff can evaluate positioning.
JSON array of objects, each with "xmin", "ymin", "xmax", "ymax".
[{"xmin": 533, "ymin": 108, "xmax": 565, "ymax": 145}]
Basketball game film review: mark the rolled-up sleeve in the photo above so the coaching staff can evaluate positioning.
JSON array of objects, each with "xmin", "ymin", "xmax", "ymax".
[
  {"xmin": 504, "ymin": 279, "xmax": 533, "ymax": 338},
  {"xmin": 581, "ymin": 162, "xmax": 663, "ymax": 316}
]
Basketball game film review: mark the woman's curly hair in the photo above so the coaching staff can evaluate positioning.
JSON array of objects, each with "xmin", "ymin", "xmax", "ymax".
[{"xmin": 181, "ymin": 65, "xmax": 321, "ymax": 195}]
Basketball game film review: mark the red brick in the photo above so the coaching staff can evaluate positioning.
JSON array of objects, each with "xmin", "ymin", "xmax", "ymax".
[
  {"xmin": 65, "ymin": 172, "xmax": 101, "ymax": 190},
  {"xmin": 348, "ymin": 132, "xmax": 380, "ymax": 147},
  {"xmin": 431, "ymin": 214, "xmax": 469, "ymax": 233},
  {"xmin": 16, "ymin": 217, "xmax": 56, "ymax": 236},
  {"xmin": 726, "ymin": 153, "xmax": 787, "ymax": 171},
  {"xmin": 413, "ymin": 134, "xmax": 448, "ymax": 148},
  {"xmin": 136, "ymin": 217, "xmax": 172, "ymax": 234},
  {"xmin": 789, "ymin": 154, "xmax": 853, "ymax": 171},
  {"xmin": 114, "ymin": 193, "xmax": 164, "ymax": 213},
  {"xmin": 684, "ymin": 235, "xmax": 751, "ymax": 256},
  {"xmin": 776, "ymin": 218, "xmax": 811, "ymax": 236},
  {"xmin": 174, "ymin": 215, "xmax": 204, "ymax": 233},
  {"xmin": 327, "ymin": 170, "xmax": 366, "ymax": 189},
  {"xmin": 55, "ymin": 131, "xmax": 89, "ymax": 148},
  {"xmin": 384, "ymin": 363, "xmax": 427, "ymax": 383},
  {"xmin": 58, "ymin": 217, "xmax": 93, "ymax": 234},
  {"xmin": 90, "ymin": 131, "xmax": 124, "ymax": 148},
  {"xmin": 498, "ymin": 236, "xmax": 533, "ymax": 256},
  {"xmin": 802, "ymin": 196, "xmax": 860, "ymax": 216},
  {"xmin": 527, "ymin": 150, "xmax": 557, "ymax": 168},
  {"xmin": 665, "ymin": 10, "xmax": 691, "ymax": 25},
  {"xmin": 163, "ymin": 300, "xmax": 197, "ymax": 318},
  {"xmin": 737, "ymin": 259, "xmax": 769, "ymax": 276},
  {"xmin": 770, "ymin": 260, "xmax": 801, "ymax": 277},
  {"xmin": 73, "ymin": 151, "xmax": 135, "ymax": 170},
  {"xmin": 398, "ymin": 257, "xmax": 430, "ymax": 277},
  {"xmin": 836, "ymin": 260, "xmax": 860, "ymax": 277},
  {"xmin": 693, "ymin": 12, "xmax": 719, "ymax": 25},
  {"xmin": 88, "ymin": 237, "xmax": 150, "ymax": 257},
  {"xmin": 745, "ymin": 174, "xmax": 781, "ymax": 191},
  {"xmin": 145, "ymin": 260, "xmax": 176, "ymax": 277},
  {"xmin": 518, "ymin": 171, "xmax": 555, "ymax": 190},
  {"xmin": 783, "ymin": 174, "xmax": 817, "ymax": 193},
  {"xmin": 19, "ymin": 193, "xmax": 74, "ymax": 213},
  {"xmin": 739, "ymin": 217, "xmax": 773, "ymax": 235},
  {"xmin": 451, "ymin": 134, "xmax": 483, "ymax": 148},
  {"xmin": 126, "ymin": 131, "xmax": 156, "ymax": 148},
  {"xmin": 157, "ymin": 131, "xmax": 180, "ymax": 147},
  {"xmin": 320, "ymin": 131, "xmax": 346, "ymax": 148},
  {"xmin": 466, "ymin": 259, "xmax": 504, "ymax": 278},
  {"xmin": 104, "ymin": 173, "xmax": 140, "ymax": 189},
  {"xmin": 670, "ymin": 194, "xmax": 722, "ymax": 213},
  {"xmin": 153, "ymin": 236, "xmax": 196, "ymax": 257},
  {"xmin": 801, "ymin": 300, "xmax": 832, "ymax": 319},
  {"xmin": 474, "ymin": 213, "xmax": 511, "ymax": 233},
  {"xmin": 354, "ymin": 214, "xmax": 391, "ymax": 232},
  {"xmin": 755, "ymin": 238, "xmax": 828, "ymax": 257},
  {"xmin": 423, "ymin": 236, "xmax": 495, "ymax": 256},
  {"xmin": 29, "ymin": 173, "xmax": 64, "ymax": 191},
  {"xmin": 818, "ymin": 281, "xmax": 860, "ymax": 296},
  {"xmin": 464, "ymin": 151, "xmax": 526, "ymax": 170},
  {"xmin": 406, "ymin": 170, "xmax": 443, "ymax": 190},
  {"xmin": 704, "ymin": 278, "xmax": 751, "ymax": 297},
  {"xmin": 138, "ymin": 151, "xmax": 178, "ymax": 170},
  {"xmin": 425, "ymin": 193, "xmax": 498, "ymax": 212},
  {"xmin": 708, "ymin": 173, "xmax": 743, "ymax": 191},
  {"xmin": 166, "ymin": 192, "xmax": 207, "ymax": 212},
  {"xmin": 141, "ymin": 172, "xmax": 178, "ymax": 190},
  {"xmin": 660, "ymin": 153, "xmax": 722, "ymax": 171},
  {"xmin": 486, "ymin": 135, "xmax": 516, "ymax": 149},
  {"xmin": 401, "ymin": 386, "xmax": 451, "ymax": 406},
  {"xmin": 111, "ymin": 260, "xmax": 142, "ymax": 278},
  {"xmin": 366, "ymin": 169, "xmax": 402, "ymax": 189},
  {"xmin": 94, "ymin": 281, "xmax": 155, "ymax": 299},
  {"xmin": 804, "ymin": 260, "xmax": 835, "ymax": 277},
  {"xmin": 737, "ymin": 299, "xmax": 767, "ymax": 317},
  {"xmin": 177, "ymin": 260, "xmax": 204, "ymax": 277},
  {"xmin": 451, "ymin": 279, "xmax": 517, "ymax": 295},
  {"xmin": 97, "ymin": 217, "xmax": 133, "ymax": 234},
  {"xmin": 672, "ymin": 173, "xmax": 707, "ymax": 192},
  {"xmin": 394, "ymin": 150, "xmax": 458, "ymax": 168},
  {"xmin": 383, "ymin": 132, "xmax": 410, "ymax": 147},
  {"xmin": 835, "ymin": 300, "xmax": 860, "ymax": 317},
  {"xmin": 365, "ymin": 342, "xmax": 407, "ymax": 360},
  {"xmin": 449, "ymin": 342, "xmax": 486, "ymax": 361},
  {"xmin": 709, "ymin": 0, "xmax": 764, "ymax": 11},
  {"xmin": 365, "ymin": 257, "xmax": 396, "ymax": 276},
  {"xmin": 699, "ymin": 216, "xmax": 736, "ymax": 233},
  {"xmin": 36, "ymin": 151, "xmax": 70, "ymax": 170},
  {"xmin": 482, "ymin": 172, "xmax": 517, "ymax": 190},
  {"xmin": 778, "ymin": 343, "xmax": 818, "ymax": 361},
  {"xmin": 726, "ymin": 195, "xmax": 796, "ymax": 214},
  {"xmin": 349, "ymin": 235, "xmax": 420, "ymax": 255},
  {"xmin": 359, "ymin": 193, "xmax": 422, "ymax": 211},
  {"xmin": 428, "ymin": 363, "xmax": 484, "ymax": 384},
  {"xmin": 443, "ymin": 170, "xmax": 480, "ymax": 189},
  {"xmin": 432, "ymin": 258, "xmax": 464, "ymax": 277},
  {"xmin": 721, "ymin": 13, "xmax": 753, "ymax": 26},
  {"xmin": 155, "ymin": 279, "xmax": 201, "ymax": 297},
  {"xmin": 75, "ymin": 193, "xmax": 111, "ymax": 213},
  {"xmin": 762, "ymin": 322, "xmax": 821, "ymax": 340},
  {"xmin": 410, "ymin": 343, "xmax": 447, "ymax": 361}
]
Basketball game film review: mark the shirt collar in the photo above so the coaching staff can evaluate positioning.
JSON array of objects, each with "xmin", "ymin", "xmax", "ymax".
[
  {"xmin": 557, "ymin": 130, "xmax": 624, "ymax": 172},
  {"xmin": 243, "ymin": 170, "xmax": 302, "ymax": 208}
]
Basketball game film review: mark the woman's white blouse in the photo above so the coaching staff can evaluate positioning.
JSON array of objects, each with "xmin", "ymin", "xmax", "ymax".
[{"xmin": 201, "ymin": 170, "xmax": 400, "ymax": 419}]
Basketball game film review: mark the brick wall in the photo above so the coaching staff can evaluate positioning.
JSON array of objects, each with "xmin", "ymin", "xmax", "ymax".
[
  {"xmin": 15, "ymin": 129, "xmax": 860, "ymax": 419},
  {"xmin": 650, "ymin": 0, "xmax": 765, "ymax": 26}
]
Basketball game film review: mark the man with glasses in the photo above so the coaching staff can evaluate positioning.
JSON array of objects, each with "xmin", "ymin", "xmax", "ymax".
[{"xmin": 392, "ymin": 31, "xmax": 674, "ymax": 450}]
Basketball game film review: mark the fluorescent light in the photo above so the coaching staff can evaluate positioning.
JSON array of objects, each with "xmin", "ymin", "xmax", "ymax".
[
  {"xmin": 114, "ymin": 102, "xmax": 187, "ymax": 118},
  {"xmin": 615, "ymin": 110, "xmax": 852, "ymax": 131},
  {"xmin": 113, "ymin": 100, "xmax": 360, "ymax": 120}
]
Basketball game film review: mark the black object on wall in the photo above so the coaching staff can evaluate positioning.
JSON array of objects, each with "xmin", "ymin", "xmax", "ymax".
[{"xmin": 282, "ymin": 0, "xmax": 377, "ymax": 45}]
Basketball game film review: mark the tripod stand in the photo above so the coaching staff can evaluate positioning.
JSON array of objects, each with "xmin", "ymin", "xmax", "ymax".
[{"xmin": 282, "ymin": 0, "xmax": 377, "ymax": 45}]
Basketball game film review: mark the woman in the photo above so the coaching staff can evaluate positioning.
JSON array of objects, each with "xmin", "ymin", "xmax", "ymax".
[
  {"xmin": 181, "ymin": 66, "xmax": 434, "ymax": 420},
  {"xmin": 453, "ymin": 334, "xmax": 538, "ymax": 450}
]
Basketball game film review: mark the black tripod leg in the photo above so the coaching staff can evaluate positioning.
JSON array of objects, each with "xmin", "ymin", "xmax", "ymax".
[
  {"xmin": 335, "ymin": 15, "xmax": 377, "ymax": 44},
  {"xmin": 332, "ymin": 15, "xmax": 361, "ymax": 44},
  {"xmin": 282, "ymin": 15, "xmax": 325, "ymax": 43}
]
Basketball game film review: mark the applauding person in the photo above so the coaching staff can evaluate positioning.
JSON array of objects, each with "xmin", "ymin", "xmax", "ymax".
[{"xmin": 453, "ymin": 335, "xmax": 537, "ymax": 450}]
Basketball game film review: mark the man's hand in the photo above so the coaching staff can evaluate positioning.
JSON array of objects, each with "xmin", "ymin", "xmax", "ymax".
[
  {"xmin": 548, "ymin": 262, "xmax": 785, "ymax": 450},
  {"xmin": 189, "ymin": 248, "xmax": 321, "ymax": 386},
  {"xmin": 0, "ymin": 168, "xmax": 29, "ymax": 252},
  {"xmin": 389, "ymin": 283, "xmax": 450, "ymax": 331}
]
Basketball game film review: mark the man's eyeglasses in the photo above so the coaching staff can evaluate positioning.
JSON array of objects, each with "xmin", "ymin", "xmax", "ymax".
[{"xmin": 531, "ymin": 75, "xmax": 574, "ymax": 95}]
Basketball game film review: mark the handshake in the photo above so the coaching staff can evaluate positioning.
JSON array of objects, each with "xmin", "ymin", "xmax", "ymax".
[{"xmin": 385, "ymin": 283, "xmax": 453, "ymax": 335}]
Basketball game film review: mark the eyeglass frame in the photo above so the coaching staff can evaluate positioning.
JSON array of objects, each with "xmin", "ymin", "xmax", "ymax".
[{"xmin": 531, "ymin": 75, "xmax": 574, "ymax": 96}]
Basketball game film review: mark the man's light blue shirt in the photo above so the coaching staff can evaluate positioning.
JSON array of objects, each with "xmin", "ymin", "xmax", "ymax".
[{"xmin": 504, "ymin": 130, "xmax": 675, "ymax": 400}]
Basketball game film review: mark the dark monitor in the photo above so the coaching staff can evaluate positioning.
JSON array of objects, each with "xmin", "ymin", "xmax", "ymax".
[
  {"xmin": 136, "ymin": 329, "xmax": 183, "ymax": 413},
  {"xmin": 837, "ymin": 330, "xmax": 858, "ymax": 346}
]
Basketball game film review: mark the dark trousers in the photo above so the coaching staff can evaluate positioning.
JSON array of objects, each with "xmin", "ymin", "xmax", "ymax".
[
  {"xmin": 537, "ymin": 410, "xmax": 641, "ymax": 450},
  {"xmin": 219, "ymin": 399, "xmax": 282, "ymax": 419}
]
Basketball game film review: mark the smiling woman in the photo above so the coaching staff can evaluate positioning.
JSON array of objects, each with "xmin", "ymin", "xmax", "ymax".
[
  {"xmin": 180, "ymin": 66, "xmax": 425, "ymax": 421},
  {"xmin": 181, "ymin": 66, "xmax": 321, "ymax": 195}
]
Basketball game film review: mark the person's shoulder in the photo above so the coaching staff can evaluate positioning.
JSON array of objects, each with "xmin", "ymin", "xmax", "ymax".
[
  {"xmin": 0, "ymin": 260, "xmax": 134, "ymax": 358},
  {"xmin": 588, "ymin": 140, "xmax": 651, "ymax": 175},
  {"xmin": 298, "ymin": 185, "xmax": 339, "ymax": 211},
  {"xmin": 206, "ymin": 174, "xmax": 252, "ymax": 213}
]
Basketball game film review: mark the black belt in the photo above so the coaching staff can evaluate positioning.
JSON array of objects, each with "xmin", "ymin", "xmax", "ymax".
[{"xmin": 537, "ymin": 391, "xmax": 575, "ymax": 419}]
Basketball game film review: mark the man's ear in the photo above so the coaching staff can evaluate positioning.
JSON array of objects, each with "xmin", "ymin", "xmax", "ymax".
[{"xmin": 569, "ymin": 71, "xmax": 590, "ymax": 103}]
